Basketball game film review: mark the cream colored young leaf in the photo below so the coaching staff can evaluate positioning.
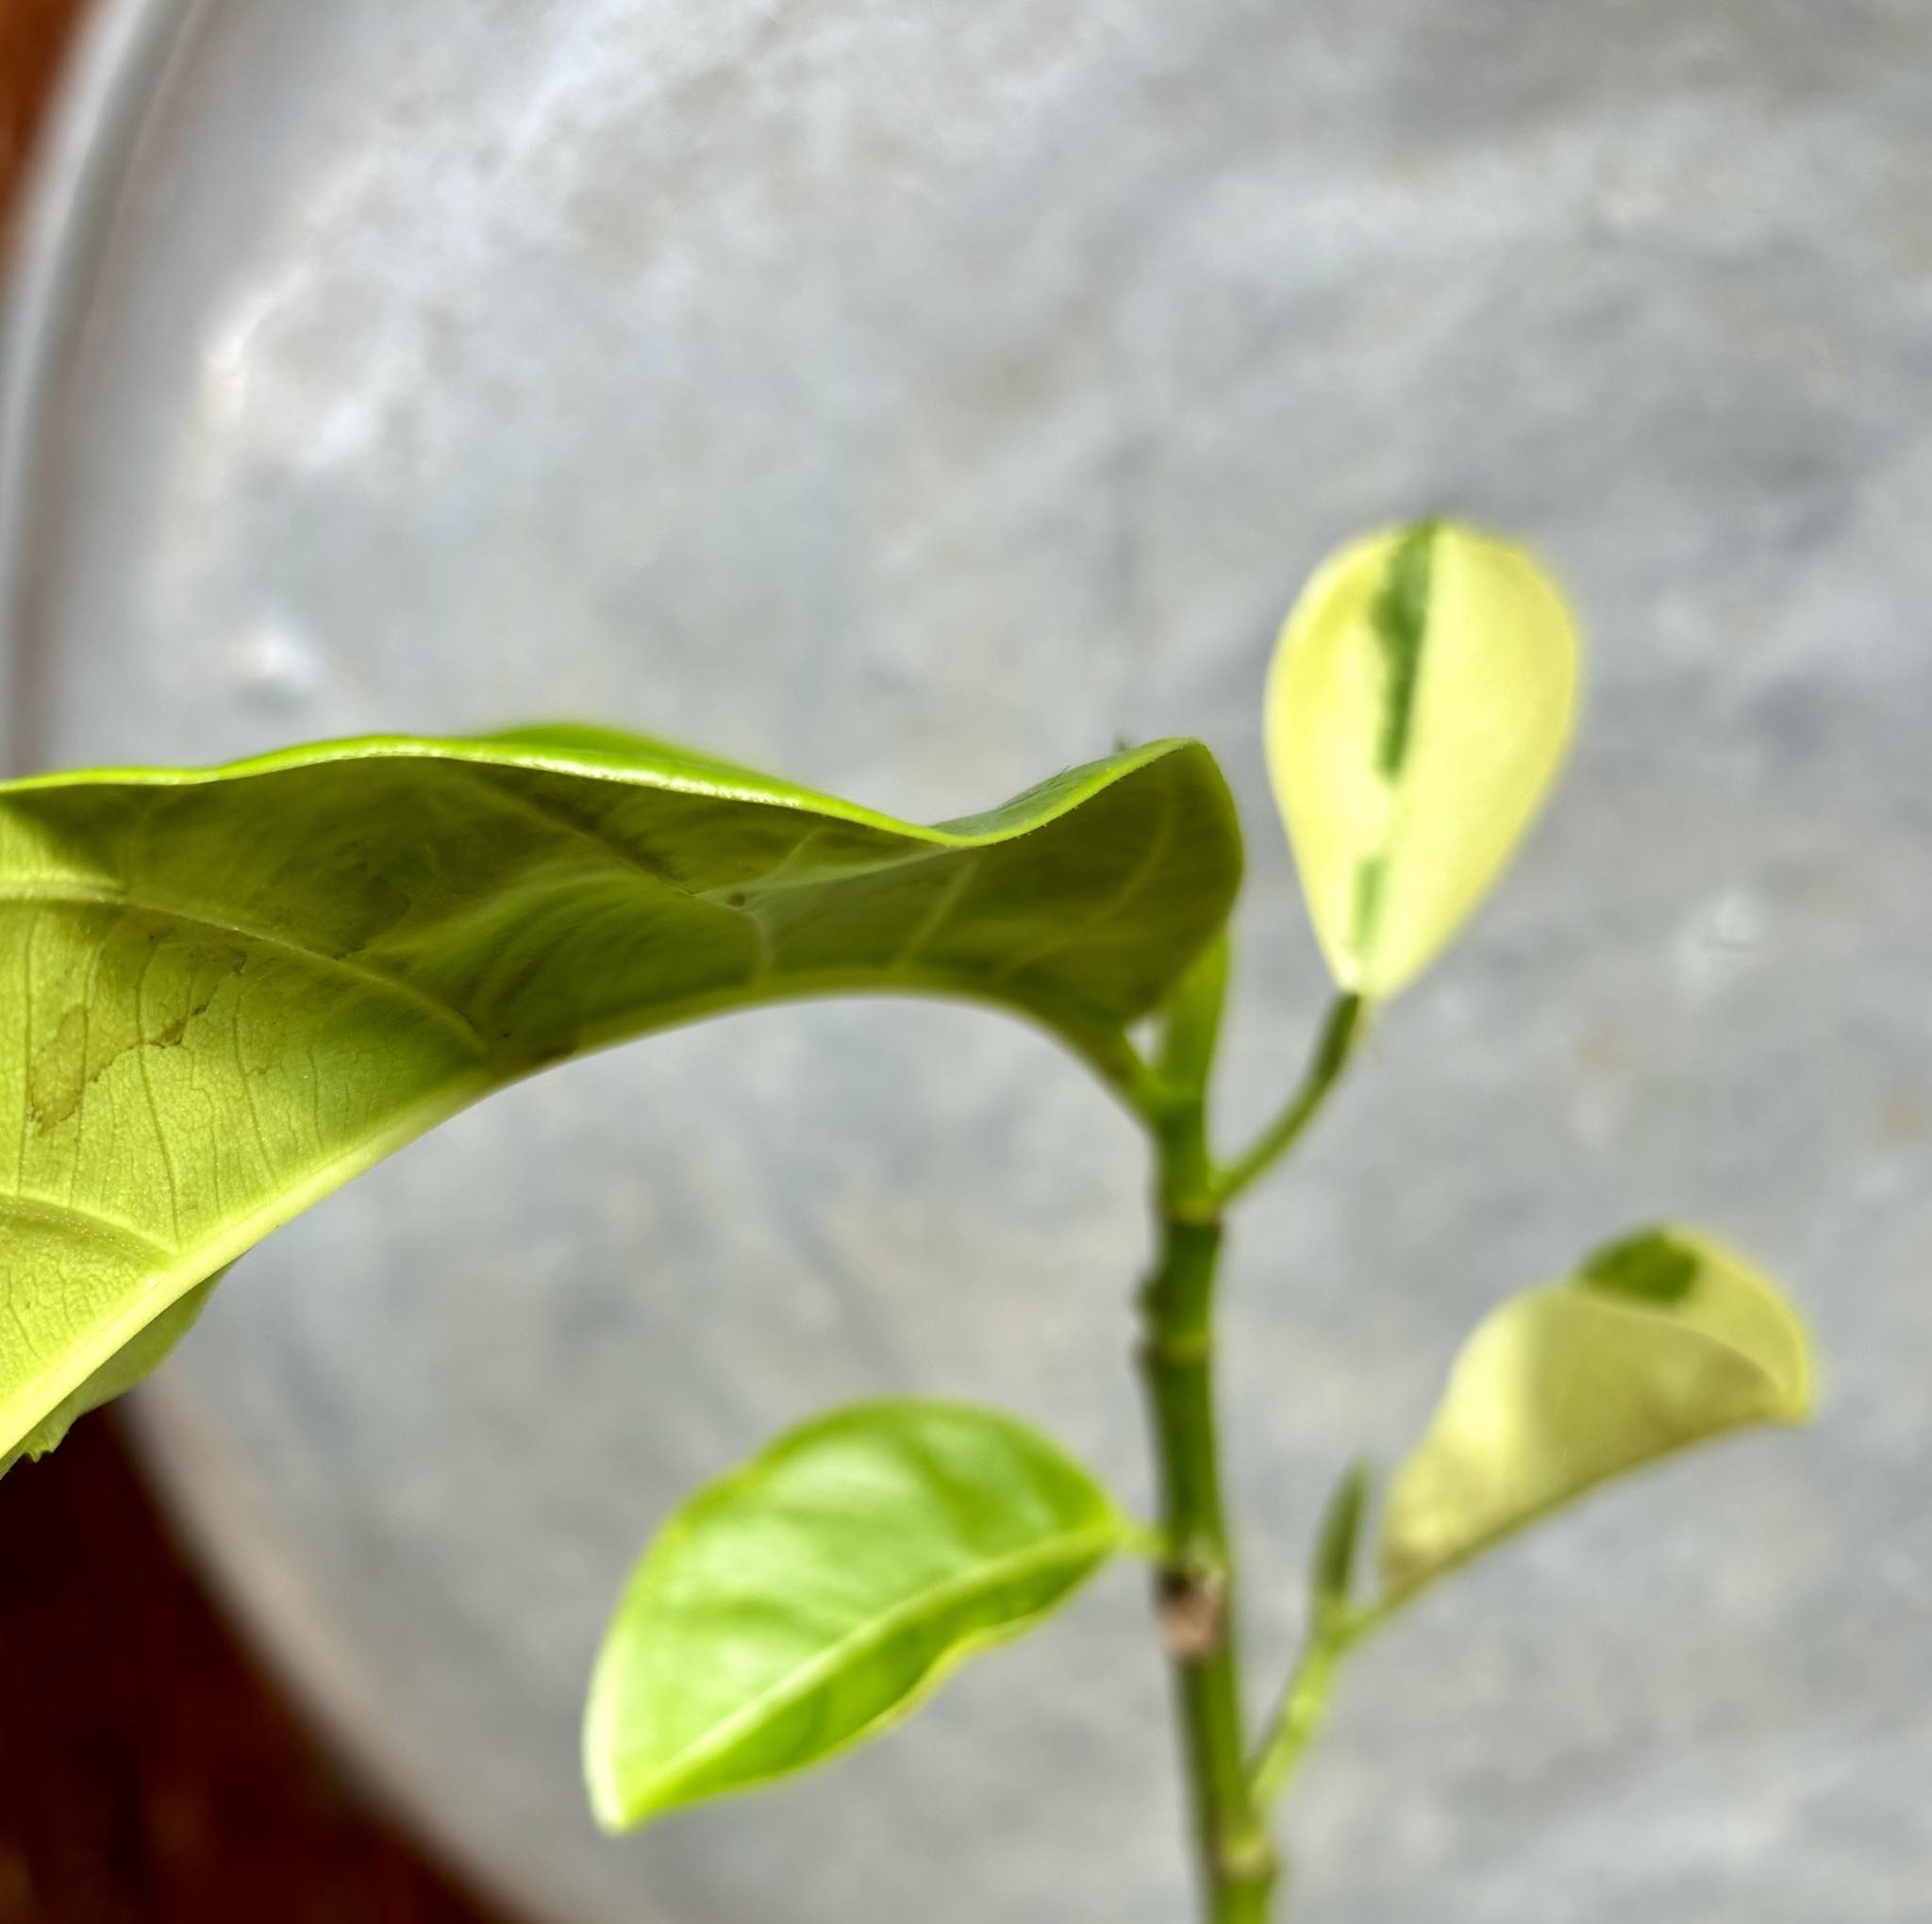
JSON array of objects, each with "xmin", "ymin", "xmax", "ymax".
[
  {"xmin": 1380, "ymin": 1228, "xmax": 1812, "ymax": 1601},
  {"xmin": 1266, "ymin": 522, "xmax": 1581, "ymax": 998}
]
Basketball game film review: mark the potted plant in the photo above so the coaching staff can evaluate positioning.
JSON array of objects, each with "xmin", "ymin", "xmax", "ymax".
[{"xmin": 0, "ymin": 521, "xmax": 1810, "ymax": 1920}]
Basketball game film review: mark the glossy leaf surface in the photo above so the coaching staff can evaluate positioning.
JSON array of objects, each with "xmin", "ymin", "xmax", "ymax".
[
  {"xmin": 0, "ymin": 729, "xmax": 1240, "ymax": 1467},
  {"xmin": 584, "ymin": 1399, "xmax": 1126, "ymax": 1828},
  {"xmin": 1266, "ymin": 522, "xmax": 1581, "ymax": 998},
  {"xmin": 1379, "ymin": 1228, "xmax": 1812, "ymax": 1600}
]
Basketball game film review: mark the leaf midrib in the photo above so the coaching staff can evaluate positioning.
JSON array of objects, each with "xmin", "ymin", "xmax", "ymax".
[{"xmin": 0, "ymin": 1194, "xmax": 176, "ymax": 1262}]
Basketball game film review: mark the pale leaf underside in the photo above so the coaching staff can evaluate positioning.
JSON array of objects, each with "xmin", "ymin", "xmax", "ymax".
[
  {"xmin": 1378, "ymin": 1228, "xmax": 1812, "ymax": 1600},
  {"xmin": 0, "ymin": 727, "xmax": 1241, "ymax": 1465}
]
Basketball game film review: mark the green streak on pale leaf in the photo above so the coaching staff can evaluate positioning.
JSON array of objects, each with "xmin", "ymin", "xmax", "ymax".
[
  {"xmin": 0, "ymin": 728, "xmax": 1241, "ymax": 1468},
  {"xmin": 1369, "ymin": 521, "xmax": 1438, "ymax": 777},
  {"xmin": 1378, "ymin": 1228, "xmax": 1813, "ymax": 1601},
  {"xmin": 584, "ymin": 1399, "xmax": 1126, "ymax": 1828}
]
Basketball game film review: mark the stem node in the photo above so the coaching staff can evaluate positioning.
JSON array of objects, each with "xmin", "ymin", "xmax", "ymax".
[
  {"xmin": 1158, "ymin": 1568, "xmax": 1228, "ymax": 1661},
  {"xmin": 1139, "ymin": 1155, "xmax": 1273, "ymax": 1920},
  {"xmin": 1135, "ymin": 960, "xmax": 1370, "ymax": 1919}
]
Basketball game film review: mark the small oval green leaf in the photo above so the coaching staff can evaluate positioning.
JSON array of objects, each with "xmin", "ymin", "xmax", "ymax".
[
  {"xmin": 1379, "ymin": 1228, "xmax": 1812, "ymax": 1601},
  {"xmin": 0, "ymin": 731, "xmax": 1240, "ymax": 1469},
  {"xmin": 584, "ymin": 1400, "xmax": 1126, "ymax": 1829},
  {"xmin": 1265, "ymin": 521, "xmax": 1581, "ymax": 998}
]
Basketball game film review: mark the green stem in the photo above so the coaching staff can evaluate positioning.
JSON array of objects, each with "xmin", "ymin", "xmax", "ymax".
[
  {"xmin": 1212, "ymin": 993, "xmax": 1367, "ymax": 1207},
  {"xmin": 1248, "ymin": 1587, "xmax": 1410, "ymax": 1809},
  {"xmin": 1133, "ymin": 954, "xmax": 1377, "ymax": 1916},
  {"xmin": 1248, "ymin": 1615, "xmax": 1357, "ymax": 1807},
  {"xmin": 1139, "ymin": 1081, "xmax": 1279, "ymax": 1922}
]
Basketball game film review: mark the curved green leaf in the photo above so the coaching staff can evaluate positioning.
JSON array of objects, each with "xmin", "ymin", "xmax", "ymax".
[
  {"xmin": 1265, "ymin": 521, "xmax": 1581, "ymax": 998},
  {"xmin": 584, "ymin": 1399, "xmax": 1126, "ymax": 1828},
  {"xmin": 1379, "ymin": 1228, "xmax": 1812, "ymax": 1601},
  {"xmin": 0, "ymin": 730, "xmax": 1240, "ymax": 1467}
]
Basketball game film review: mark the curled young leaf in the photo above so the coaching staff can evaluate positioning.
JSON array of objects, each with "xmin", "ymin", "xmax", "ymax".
[
  {"xmin": 0, "ymin": 730, "xmax": 1241, "ymax": 1471},
  {"xmin": 1266, "ymin": 522, "xmax": 1581, "ymax": 998},
  {"xmin": 583, "ymin": 1400, "xmax": 1127, "ymax": 1829},
  {"xmin": 1379, "ymin": 1228, "xmax": 1812, "ymax": 1601},
  {"xmin": 1308, "ymin": 1457, "xmax": 1372, "ymax": 1625}
]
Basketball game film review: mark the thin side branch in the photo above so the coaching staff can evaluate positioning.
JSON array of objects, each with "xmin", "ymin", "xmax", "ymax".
[{"xmin": 1211, "ymin": 993, "xmax": 1367, "ymax": 1205}]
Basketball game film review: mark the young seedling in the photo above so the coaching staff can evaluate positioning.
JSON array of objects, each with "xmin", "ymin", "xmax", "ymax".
[{"xmin": 0, "ymin": 522, "xmax": 1811, "ymax": 1920}]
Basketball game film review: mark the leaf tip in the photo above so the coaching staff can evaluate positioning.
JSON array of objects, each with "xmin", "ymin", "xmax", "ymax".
[{"xmin": 581, "ymin": 1666, "xmax": 670, "ymax": 1834}]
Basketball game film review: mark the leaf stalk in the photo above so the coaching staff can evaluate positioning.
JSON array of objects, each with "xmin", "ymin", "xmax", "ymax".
[
  {"xmin": 1211, "ymin": 993, "xmax": 1367, "ymax": 1207},
  {"xmin": 1248, "ymin": 1610, "xmax": 1368, "ymax": 1809}
]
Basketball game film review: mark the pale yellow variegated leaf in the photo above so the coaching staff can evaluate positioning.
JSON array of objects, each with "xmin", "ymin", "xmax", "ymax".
[
  {"xmin": 1380, "ymin": 1228, "xmax": 1812, "ymax": 1600},
  {"xmin": 1266, "ymin": 522, "xmax": 1581, "ymax": 997}
]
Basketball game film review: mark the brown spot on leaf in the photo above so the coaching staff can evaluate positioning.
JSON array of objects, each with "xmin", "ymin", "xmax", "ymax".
[
  {"xmin": 26, "ymin": 1005, "xmax": 88, "ymax": 1131},
  {"xmin": 28, "ymin": 942, "xmax": 246, "ymax": 1132}
]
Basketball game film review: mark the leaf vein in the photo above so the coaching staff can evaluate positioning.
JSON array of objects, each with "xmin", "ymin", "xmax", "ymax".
[
  {"xmin": 0, "ymin": 884, "xmax": 491, "ymax": 1063},
  {"xmin": 991, "ymin": 761, "xmax": 1179, "ymax": 986},
  {"xmin": 890, "ymin": 854, "xmax": 981, "ymax": 972}
]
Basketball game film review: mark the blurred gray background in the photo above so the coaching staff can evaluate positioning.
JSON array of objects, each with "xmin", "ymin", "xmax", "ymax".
[{"xmin": 4, "ymin": 1, "xmax": 1930, "ymax": 1919}]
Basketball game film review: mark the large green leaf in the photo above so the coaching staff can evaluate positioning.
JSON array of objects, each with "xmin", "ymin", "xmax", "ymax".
[
  {"xmin": 1379, "ymin": 1228, "xmax": 1813, "ymax": 1600},
  {"xmin": 584, "ymin": 1399, "xmax": 1127, "ymax": 1828},
  {"xmin": 0, "ymin": 729, "xmax": 1240, "ymax": 1466},
  {"xmin": 1266, "ymin": 521, "xmax": 1581, "ymax": 998}
]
